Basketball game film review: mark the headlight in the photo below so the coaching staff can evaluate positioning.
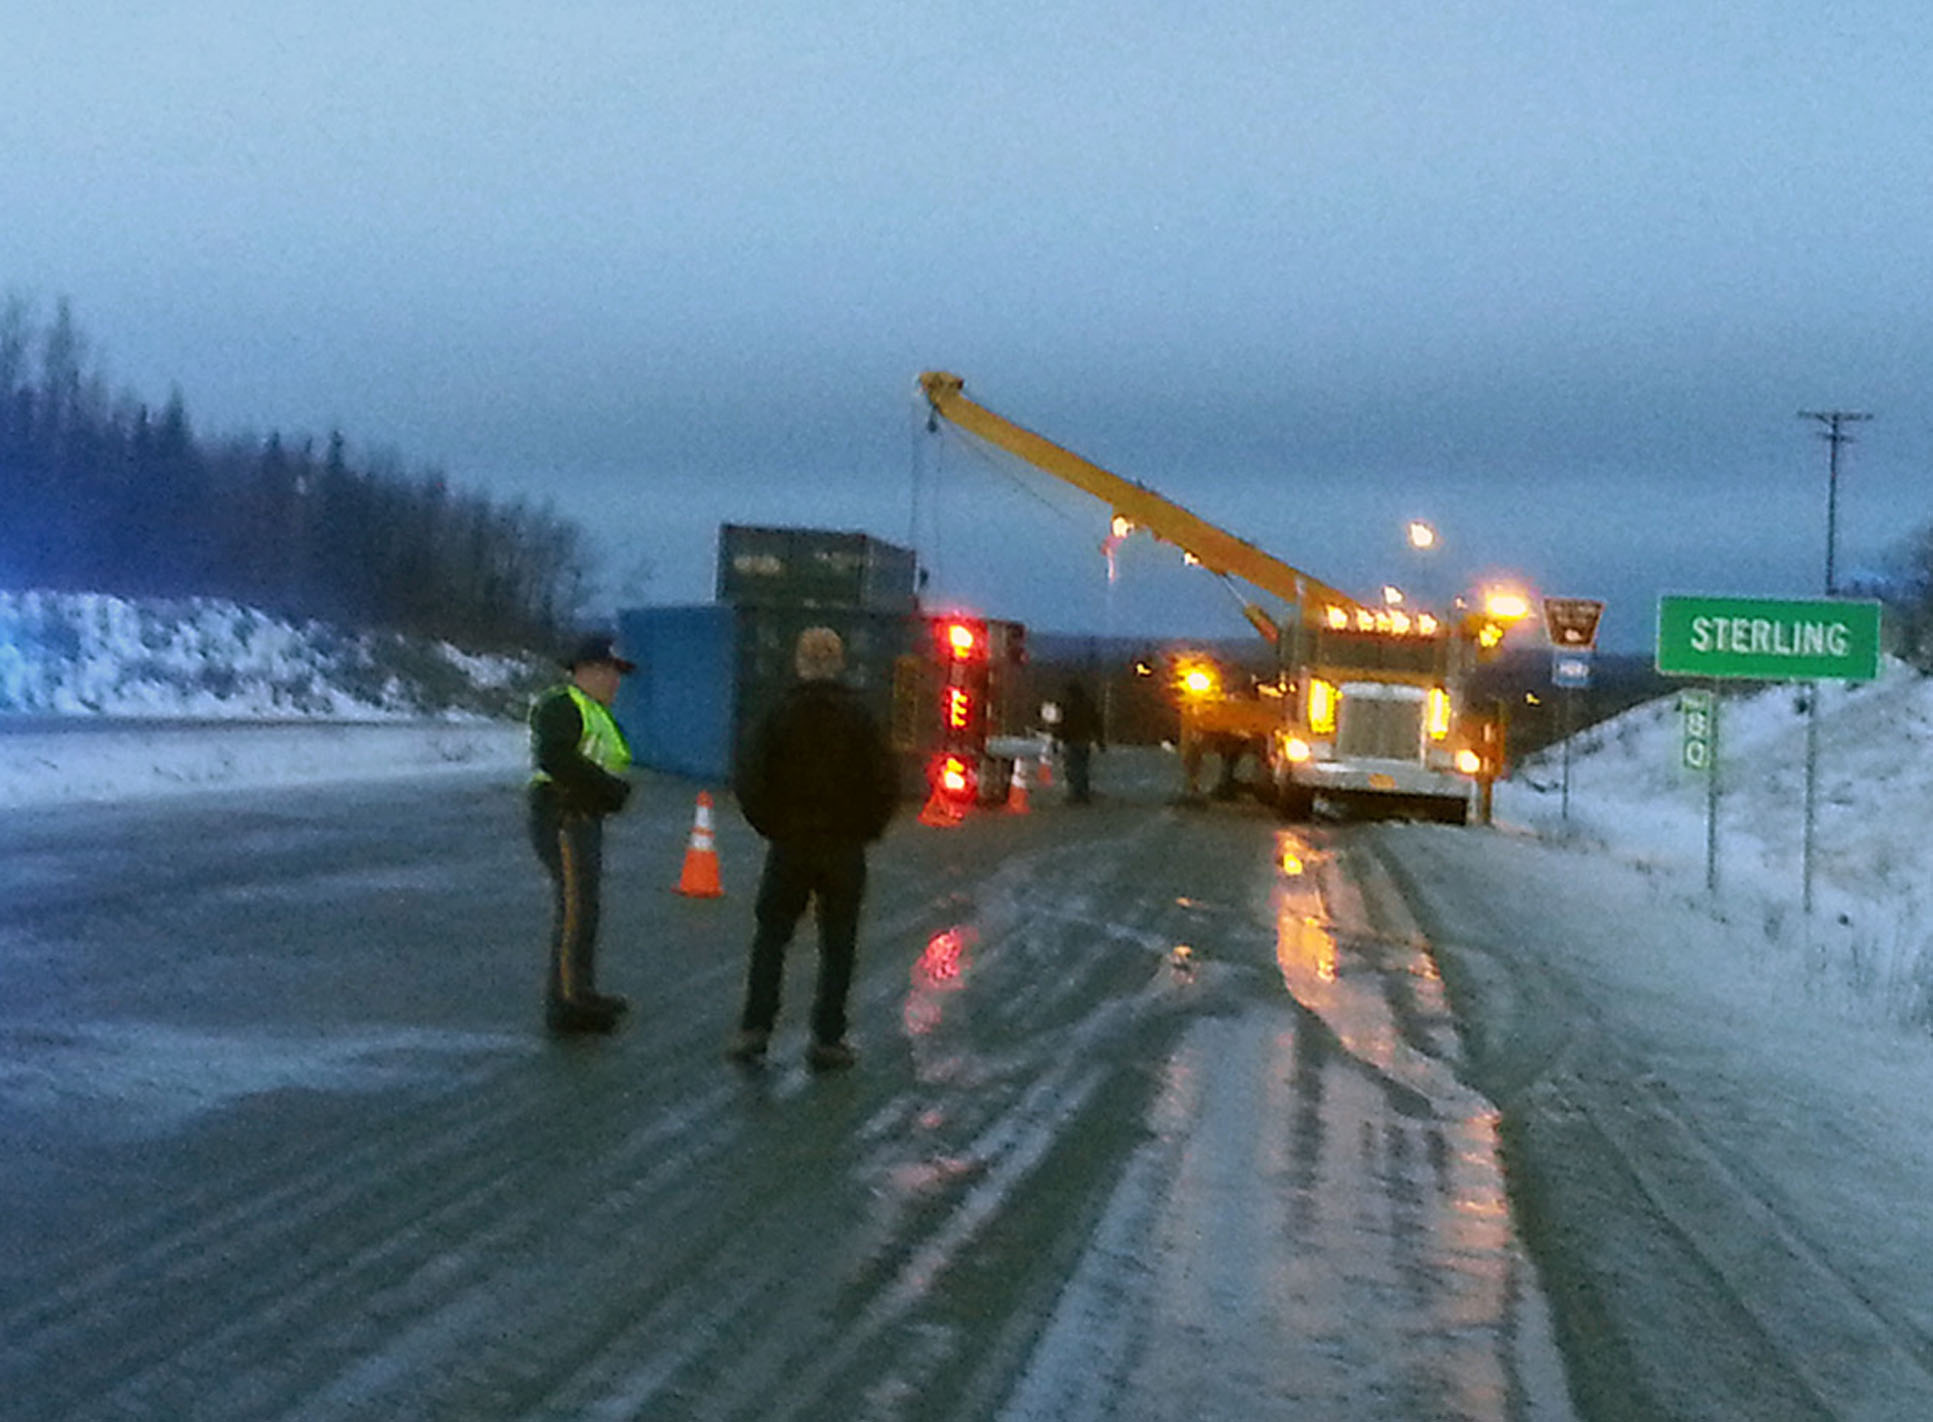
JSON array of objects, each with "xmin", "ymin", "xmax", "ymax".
[{"xmin": 1307, "ymin": 679, "xmax": 1337, "ymax": 736}]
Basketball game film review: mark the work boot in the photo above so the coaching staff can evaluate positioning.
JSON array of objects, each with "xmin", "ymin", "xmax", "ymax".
[
  {"xmin": 805, "ymin": 1040, "xmax": 857, "ymax": 1072},
  {"xmin": 725, "ymin": 1028, "xmax": 770, "ymax": 1064},
  {"xmin": 546, "ymin": 995, "xmax": 624, "ymax": 1036}
]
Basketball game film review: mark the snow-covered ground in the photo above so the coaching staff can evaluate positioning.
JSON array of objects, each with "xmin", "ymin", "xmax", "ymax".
[
  {"xmin": 0, "ymin": 589, "xmax": 541, "ymax": 721},
  {"xmin": 0, "ymin": 591, "xmax": 534, "ymax": 807},
  {"xmin": 0, "ymin": 718, "xmax": 527, "ymax": 809},
  {"xmin": 1499, "ymin": 658, "xmax": 1933, "ymax": 1030},
  {"xmin": 1362, "ymin": 660, "xmax": 1933, "ymax": 1413}
]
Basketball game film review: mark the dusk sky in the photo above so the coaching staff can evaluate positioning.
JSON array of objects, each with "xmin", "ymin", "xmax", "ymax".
[{"xmin": 5, "ymin": 2, "xmax": 1931, "ymax": 652}]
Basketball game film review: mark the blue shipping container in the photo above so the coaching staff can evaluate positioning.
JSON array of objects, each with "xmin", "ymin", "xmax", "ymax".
[
  {"xmin": 613, "ymin": 605, "xmax": 739, "ymax": 780},
  {"xmin": 614, "ymin": 604, "xmax": 920, "ymax": 784}
]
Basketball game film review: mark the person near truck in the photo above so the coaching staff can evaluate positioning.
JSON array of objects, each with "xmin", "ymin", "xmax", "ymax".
[
  {"xmin": 1057, "ymin": 679, "xmax": 1102, "ymax": 804},
  {"xmin": 528, "ymin": 633, "xmax": 635, "ymax": 1036},
  {"xmin": 728, "ymin": 626, "xmax": 898, "ymax": 1070}
]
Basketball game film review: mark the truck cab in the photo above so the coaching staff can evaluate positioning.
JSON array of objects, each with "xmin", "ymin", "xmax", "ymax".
[{"xmin": 1269, "ymin": 615, "xmax": 1491, "ymax": 823}]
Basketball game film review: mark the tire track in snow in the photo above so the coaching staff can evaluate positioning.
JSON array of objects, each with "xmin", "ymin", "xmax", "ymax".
[{"xmin": 1371, "ymin": 822, "xmax": 1933, "ymax": 1420}]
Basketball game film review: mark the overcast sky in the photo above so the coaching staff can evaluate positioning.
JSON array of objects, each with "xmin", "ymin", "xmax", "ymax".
[{"xmin": 5, "ymin": 1, "xmax": 1931, "ymax": 651}]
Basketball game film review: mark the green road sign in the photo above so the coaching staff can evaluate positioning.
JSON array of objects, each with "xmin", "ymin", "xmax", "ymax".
[
  {"xmin": 1656, "ymin": 595, "xmax": 1882, "ymax": 681},
  {"xmin": 1679, "ymin": 688, "xmax": 1713, "ymax": 770}
]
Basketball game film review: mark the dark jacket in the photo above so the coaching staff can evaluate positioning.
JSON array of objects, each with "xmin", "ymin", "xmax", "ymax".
[
  {"xmin": 529, "ymin": 686, "xmax": 632, "ymax": 817},
  {"xmin": 735, "ymin": 679, "xmax": 897, "ymax": 843},
  {"xmin": 1059, "ymin": 685, "xmax": 1103, "ymax": 748}
]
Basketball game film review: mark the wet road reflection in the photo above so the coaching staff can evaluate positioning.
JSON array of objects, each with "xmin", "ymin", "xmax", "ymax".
[
  {"xmin": 1266, "ymin": 828, "xmax": 1568, "ymax": 1419},
  {"xmin": 1, "ymin": 774, "xmax": 1578, "ymax": 1421},
  {"xmin": 1006, "ymin": 826, "xmax": 1574, "ymax": 1420}
]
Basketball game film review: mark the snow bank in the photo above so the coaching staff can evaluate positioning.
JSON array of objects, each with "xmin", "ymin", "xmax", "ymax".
[
  {"xmin": 1498, "ymin": 657, "xmax": 1933, "ymax": 1026},
  {"xmin": 0, "ymin": 590, "xmax": 543, "ymax": 719},
  {"xmin": 0, "ymin": 720, "xmax": 528, "ymax": 810},
  {"xmin": 0, "ymin": 590, "xmax": 540, "ymax": 809}
]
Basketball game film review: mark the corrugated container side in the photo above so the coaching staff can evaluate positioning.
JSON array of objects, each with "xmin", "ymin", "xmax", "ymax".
[
  {"xmin": 984, "ymin": 618, "xmax": 1030, "ymax": 739},
  {"xmin": 715, "ymin": 524, "xmax": 918, "ymax": 612},
  {"xmin": 731, "ymin": 605, "xmax": 917, "ymax": 773},
  {"xmin": 615, "ymin": 603, "xmax": 1025, "ymax": 796},
  {"xmin": 861, "ymin": 542, "xmax": 919, "ymax": 610},
  {"xmin": 617, "ymin": 603, "xmax": 928, "ymax": 791},
  {"xmin": 613, "ymin": 604, "xmax": 739, "ymax": 781}
]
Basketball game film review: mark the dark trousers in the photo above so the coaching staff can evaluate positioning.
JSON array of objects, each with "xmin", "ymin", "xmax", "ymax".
[
  {"xmin": 740, "ymin": 838, "xmax": 866, "ymax": 1045},
  {"xmin": 1065, "ymin": 742, "xmax": 1093, "ymax": 803},
  {"xmin": 529, "ymin": 790, "xmax": 606, "ymax": 1005}
]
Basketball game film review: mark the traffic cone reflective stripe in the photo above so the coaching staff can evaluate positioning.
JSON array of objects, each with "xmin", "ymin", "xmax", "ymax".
[
  {"xmin": 676, "ymin": 791, "xmax": 725, "ymax": 897},
  {"xmin": 1006, "ymin": 757, "xmax": 1029, "ymax": 814}
]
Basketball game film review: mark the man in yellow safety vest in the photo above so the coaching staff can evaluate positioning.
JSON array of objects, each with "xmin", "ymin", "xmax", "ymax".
[{"xmin": 528, "ymin": 633, "xmax": 635, "ymax": 1035}]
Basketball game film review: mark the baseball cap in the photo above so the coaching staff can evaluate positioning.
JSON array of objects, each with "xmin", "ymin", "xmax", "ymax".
[{"xmin": 563, "ymin": 634, "xmax": 637, "ymax": 673}]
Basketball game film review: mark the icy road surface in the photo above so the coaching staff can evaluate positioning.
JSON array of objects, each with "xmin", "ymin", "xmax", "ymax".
[
  {"xmin": 1377, "ymin": 823, "xmax": 1933, "ymax": 1421},
  {"xmin": 0, "ymin": 751, "xmax": 1575, "ymax": 1419}
]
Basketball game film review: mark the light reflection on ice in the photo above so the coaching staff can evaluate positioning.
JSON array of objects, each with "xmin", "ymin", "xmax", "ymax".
[
  {"xmin": 902, "ymin": 925, "xmax": 975, "ymax": 1042},
  {"xmin": 1254, "ymin": 828, "xmax": 1572, "ymax": 1417}
]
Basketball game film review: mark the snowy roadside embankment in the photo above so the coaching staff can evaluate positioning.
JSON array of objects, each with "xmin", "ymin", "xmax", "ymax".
[
  {"xmin": 1390, "ymin": 657, "xmax": 1933, "ymax": 1416},
  {"xmin": 1497, "ymin": 656, "xmax": 1933, "ymax": 1025},
  {"xmin": 0, "ymin": 590, "xmax": 543, "ymax": 809},
  {"xmin": 0, "ymin": 590, "xmax": 544, "ymax": 720},
  {"xmin": 0, "ymin": 720, "xmax": 528, "ymax": 810}
]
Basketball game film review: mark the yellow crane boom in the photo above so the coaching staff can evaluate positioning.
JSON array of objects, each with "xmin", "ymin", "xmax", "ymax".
[{"xmin": 918, "ymin": 372, "xmax": 1372, "ymax": 637}]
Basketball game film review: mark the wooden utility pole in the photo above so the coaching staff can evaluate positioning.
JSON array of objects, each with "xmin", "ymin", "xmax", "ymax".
[
  {"xmin": 1799, "ymin": 410, "xmax": 1872, "ymax": 595},
  {"xmin": 1796, "ymin": 409, "xmax": 1872, "ymax": 915}
]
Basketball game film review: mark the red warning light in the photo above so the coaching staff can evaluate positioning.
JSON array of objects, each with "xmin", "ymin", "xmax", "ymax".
[
  {"xmin": 946, "ymin": 685, "xmax": 973, "ymax": 731},
  {"xmin": 938, "ymin": 755, "xmax": 971, "ymax": 797},
  {"xmin": 946, "ymin": 621, "xmax": 979, "ymax": 659}
]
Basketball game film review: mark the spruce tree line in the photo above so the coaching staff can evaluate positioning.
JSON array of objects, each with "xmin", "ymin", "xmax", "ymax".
[{"xmin": 0, "ymin": 296, "xmax": 592, "ymax": 651}]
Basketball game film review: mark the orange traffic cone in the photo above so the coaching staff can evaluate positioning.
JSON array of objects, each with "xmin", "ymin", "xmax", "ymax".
[
  {"xmin": 918, "ymin": 786, "xmax": 965, "ymax": 828},
  {"xmin": 919, "ymin": 755, "xmax": 970, "ymax": 828},
  {"xmin": 1005, "ymin": 757, "xmax": 1030, "ymax": 814},
  {"xmin": 1036, "ymin": 740, "xmax": 1055, "ymax": 787},
  {"xmin": 676, "ymin": 791, "xmax": 724, "ymax": 897}
]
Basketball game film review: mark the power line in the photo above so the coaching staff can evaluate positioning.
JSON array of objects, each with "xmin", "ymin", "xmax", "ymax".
[
  {"xmin": 1798, "ymin": 409, "xmax": 1873, "ymax": 595},
  {"xmin": 1795, "ymin": 410, "xmax": 1871, "ymax": 919}
]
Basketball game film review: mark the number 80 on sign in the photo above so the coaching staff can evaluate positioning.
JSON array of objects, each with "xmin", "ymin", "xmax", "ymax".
[{"xmin": 1680, "ymin": 689, "xmax": 1713, "ymax": 772}]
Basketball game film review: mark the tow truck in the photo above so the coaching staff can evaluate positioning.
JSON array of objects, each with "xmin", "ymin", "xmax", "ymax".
[{"xmin": 918, "ymin": 371, "xmax": 1527, "ymax": 822}]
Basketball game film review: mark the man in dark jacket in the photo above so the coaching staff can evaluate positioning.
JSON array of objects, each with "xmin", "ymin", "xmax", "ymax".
[
  {"xmin": 528, "ymin": 634, "xmax": 635, "ymax": 1035},
  {"xmin": 1057, "ymin": 679, "xmax": 1103, "ymax": 805},
  {"xmin": 729, "ymin": 627, "xmax": 898, "ymax": 1070}
]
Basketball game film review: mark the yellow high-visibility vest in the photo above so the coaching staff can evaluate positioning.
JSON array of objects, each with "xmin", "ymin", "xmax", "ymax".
[{"xmin": 530, "ymin": 684, "xmax": 632, "ymax": 782}]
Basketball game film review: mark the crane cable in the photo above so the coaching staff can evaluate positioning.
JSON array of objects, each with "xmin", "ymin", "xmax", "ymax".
[
  {"xmin": 931, "ymin": 411, "xmax": 1286, "ymax": 626},
  {"xmin": 925, "ymin": 418, "xmax": 1104, "ymax": 531}
]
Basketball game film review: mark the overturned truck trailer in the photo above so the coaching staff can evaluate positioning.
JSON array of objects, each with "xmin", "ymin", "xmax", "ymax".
[{"xmin": 615, "ymin": 525, "xmax": 1029, "ymax": 806}]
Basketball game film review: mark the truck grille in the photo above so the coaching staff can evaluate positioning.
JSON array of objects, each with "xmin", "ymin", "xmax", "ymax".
[{"xmin": 1336, "ymin": 694, "xmax": 1423, "ymax": 761}]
